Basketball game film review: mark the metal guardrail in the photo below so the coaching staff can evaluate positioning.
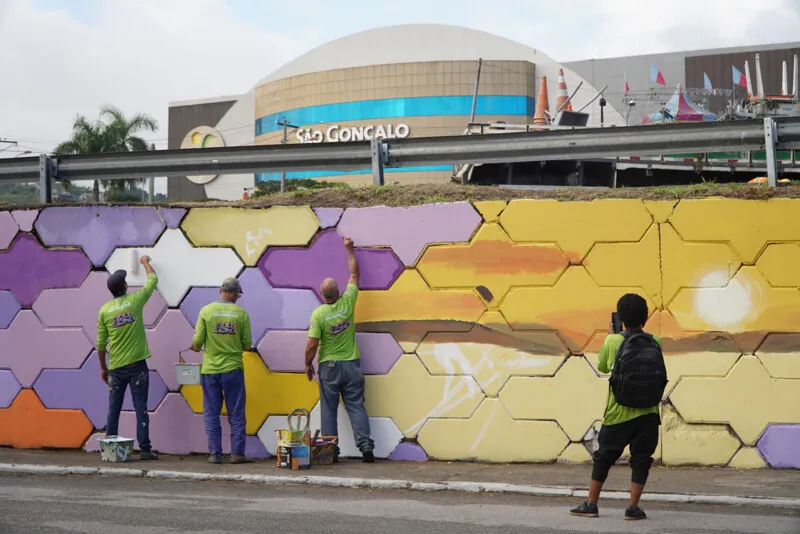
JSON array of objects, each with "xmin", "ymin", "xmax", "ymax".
[{"xmin": 1, "ymin": 117, "xmax": 799, "ymax": 203}]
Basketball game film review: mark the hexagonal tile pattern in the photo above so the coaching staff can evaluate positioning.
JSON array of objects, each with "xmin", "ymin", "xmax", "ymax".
[
  {"xmin": 501, "ymin": 267, "xmax": 653, "ymax": 352},
  {"xmin": 0, "ymin": 211, "xmax": 17, "ymax": 250},
  {"xmin": 389, "ymin": 442, "xmax": 428, "ymax": 461},
  {"xmin": 558, "ymin": 442, "xmax": 593, "ymax": 463},
  {"xmin": 145, "ymin": 310, "xmax": 199, "ymax": 391},
  {"xmin": 416, "ymin": 330, "xmax": 566, "ymax": 397},
  {"xmin": 417, "ymin": 223, "xmax": 569, "ymax": 305},
  {"xmin": 670, "ymin": 198, "xmax": 800, "ymax": 264},
  {"xmin": 313, "ymin": 208, "xmax": 343, "ymax": 229},
  {"xmin": 644, "ymin": 200, "xmax": 677, "ymax": 223},
  {"xmin": 337, "ymin": 202, "xmax": 482, "ymax": 265},
  {"xmin": 365, "ymin": 354, "xmax": 485, "ymax": 438},
  {"xmin": 500, "ymin": 199, "xmax": 653, "ymax": 262},
  {"xmin": 182, "ymin": 206, "xmax": 320, "ymax": 266},
  {"xmin": 105, "ymin": 229, "xmax": 244, "ymax": 307},
  {"xmin": 180, "ymin": 268, "xmax": 318, "ymax": 344},
  {"xmin": 0, "ymin": 290, "xmax": 21, "ymax": 329},
  {"xmin": 418, "ymin": 399, "xmax": 569, "ymax": 462},
  {"xmin": 757, "ymin": 424, "xmax": 800, "ymax": 469},
  {"xmin": 35, "ymin": 206, "xmax": 166, "ymax": 265},
  {"xmin": 669, "ymin": 267, "xmax": 800, "ymax": 334},
  {"xmin": 500, "ymin": 356, "xmax": 606, "ymax": 441},
  {"xmin": 661, "ymin": 405, "xmax": 740, "ymax": 466},
  {"xmin": 0, "ymin": 311, "xmax": 91, "ymax": 387},
  {"xmin": 0, "ymin": 389, "xmax": 93, "ymax": 449},
  {"xmin": 756, "ymin": 334, "xmax": 800, "ymax": 379},
  {"xmin": 0, "ymin": 234, "xmax": 91, "ymax": 307},
  {"xmin": 34, "ymin": 352, "xmax": 168, "ymax": 428},
  {"xmin": 259, "ymin": 229, "xmax": 404, "ymax": 301},
  {"xmin": 670, "ymin": 355, "xmax": 800, "ymax": 445},
  {"xmin": 355, "ymin": 270, "xmax": 486, "ymax": 349},
  {"xmin": 158, "ymin": 207, "xmax": 186, "ymax": 229},
  {"xmin": 728, "ymin": 447, "xmax": 768, "ymax": 469},
  {"xmin": 0, "ymin": 370, "xmax": 21, "ymax": 408},
  {"xmin": 33, "ymin": 271, "xmax": 167, "ymax": 347},
  {"xmin": 756, "ymin": 243, "xmax": 800, "ymax": 287},
  {"xmin": 472, "ymin": 201, "xmax": 507, "ymax": 222},
  {"xmin": 181, "ymin": 352, "xmax": 318, "ymax": 435},
  {"xmin": 477, "ymin": 311, "xmax": 571, "ymax": 356},
  {"xmin": 10, "ymin": 209, "xmax": 38, "ymax": 232}
]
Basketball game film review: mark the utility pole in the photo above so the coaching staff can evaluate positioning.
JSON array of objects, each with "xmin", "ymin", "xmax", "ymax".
[
  {"xmin": 148, "ymin": 143, "xmax": 155, "ymax": 202},
  {"xmin": 277, "ymin": 119, "xmax": 298, "ymax": 193}
]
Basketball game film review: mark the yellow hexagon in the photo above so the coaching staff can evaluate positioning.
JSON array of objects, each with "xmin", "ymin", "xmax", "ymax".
[
  {"xmin": 583, "ymin": 224, "xmax": 661, "ymax": 304},
  {"xmin": 728, "ymin": 447, "xmax": 768, "ymax": 469},
  {"xmin": 668, "ymin": 267, "xmax": 800, "ymax": 334},
  {"xmin": 660, "ymin": 223, "xmax": 742, "ymax": 307},
  {"xmin": 499, "ymin": 199, "xmax": 653, "ymax": 262},
  {"xmin": 417, "ymin": 224, "xmax": 569, "ymax": 306},
  {"xmin": 180, "ymin": 352, "xmax": 318, "ymax": 435},
  {"xmin": 756, "ymin": 334, "xmax": 800, "ymax": 379},
  {"xmin": 669, "ymin": 198, "xmax": 800, "ymax": 264},
  {"xmin": 417, "ymin": 399, "xmax": 569, "ymax": 462},
  {"xmin": 756, "ymin": 243, "xmax": 800, "ymax": 287},
  {"xmin": 644, "ymin": 200, "xmax": 678, "ymax": 223},
  {"xmin": 355, "ymin": 270, "xmax": 486, "ymax": 349},
  {"xmin": 182, "ymin": 206, "xmax": 320, "ymax": 266},
  {"xmin": 499, "ymin": 356, "xmax": 607, "ymax": 441},
  {"xmin": 501, "ymin": 266, "xmax": 654, "ymax": 351},
  {"xmin": 472, "ymin": 201, "xmax": 507, "ymax": 222},
  {"xmin": 558, "ymin": 442, "xmax": 592, "ymax": 464},
  {"xmin": 365, "ymin": 354, "xmax": 485, "ymax": 438},
  {"xmin": 478, "ymin": 311, "xmax": 571, "ymax": 355},
  {"xmin": 661, "ymin": 405, "xmax": 740, "ymax": 466},
  {"xmin": 669, "ymin": 355, "xmax": 800, "ymax": 445}
]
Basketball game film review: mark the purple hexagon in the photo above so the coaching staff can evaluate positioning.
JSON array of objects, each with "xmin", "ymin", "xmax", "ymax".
[
  {"xmin": 0, "ymin": 234, "xmax": 91, "ymax": 307},
  {"xmin": 146, "ymin": 310, "xmax": 200, "ymax": 391},
  {"xmin": 0, "ymin": 310, "xmax": 92, "ymax": 387},
  {"xmin": 35, "ymin": 206, "xmax": 166, "ymax": 266},
  {"xmin": 259, "ymin": 229, "xmax": 404, "ymax": 301},
  {"xmin": 245, "ymin": 435, "xmax": 271, "ymax": 459},
  {"xmin": 0, "ymin": 212, "xmax": 16, "ymax": 250},
  {"xmin": 180, "ymin": 268, "xmax": 319, "ymax": 344},
  {"xmin": 0, "ymin": 291, "xmax": 21, "ymax": 329},
  {"xmin": 158, "ymin": 208, "xmax": 186, "ymax": 229},
  {"xmin": 389, "ymin": 442, "xmax": 429, "ymax": 462},
  {"xmin": 11, "ymin": 209, "xmax": 38, "ymax": 232},
  {"xmin": 33, "ymin": 351, "xmax": 168, "ymax": 428},
  {"xmin": 758, "ymin": 424, "xmax": 800, "ymax": 469},
  {"xmin": 33, "ymin": 271, "xmax": 168, "ymax": 347},
  {"xmin": 0, "ymin": 370, "xmax": 22, "ymax": 408},
  {"xmin": 314, "ymin": 208, "xmax": 343, "ymax": 229}
]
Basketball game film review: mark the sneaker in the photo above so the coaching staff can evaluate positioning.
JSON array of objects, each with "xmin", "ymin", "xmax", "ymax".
[
  {"xmin": 569, "ymin": 501, "xmax": 599, "ymax": 518},
  {"xmin": 229, "ymin": 454, "xmax": 251, "ymax": 464},
  {"xmin": 362, "ymin": 449, "xmax": 375, "ymax": 463},
  {"xmin": 207, "ymin": 454, "xmax": 222, "ymax": 465},
  {"xmin": 624, "ymin": 506, "xmax": 647, "ymax": 520},
  {"xmin": 139, "ymin": 451, "xmax": 159, "ymax": 461}
]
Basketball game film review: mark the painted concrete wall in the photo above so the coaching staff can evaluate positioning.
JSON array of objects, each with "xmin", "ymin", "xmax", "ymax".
[{"xmin": 0, "ymin": 200, "xmax": 798, "ymax": 469}]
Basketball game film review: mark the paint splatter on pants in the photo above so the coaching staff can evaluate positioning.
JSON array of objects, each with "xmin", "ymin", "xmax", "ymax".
[
  {"xmin": 107, "ymin": 359, "xmax": 151, "ymax": 452},
  {"xmin": 201, "ymin": 369, "xmax": 246, "ymax": 456},
  {"xmin": 318, "ymin": 359, "xmax": 374, "ymax": 455}
]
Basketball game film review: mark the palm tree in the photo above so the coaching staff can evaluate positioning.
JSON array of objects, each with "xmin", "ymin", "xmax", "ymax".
[{"xmin": 54, "ymin": 106, "xmax": 158, "ymax": 202}]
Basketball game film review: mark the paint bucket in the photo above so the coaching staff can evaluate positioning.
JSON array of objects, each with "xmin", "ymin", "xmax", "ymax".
[
  {"xmin": 100, "ymin": 436, "xmax": 134, "ymax": 462},
  {"xmin": 276, "ymin": 408, "xmax": 312, "ymax": 448},
  {"xmin": 175, "ymin": 350, "xmax": 201, "ymax": 385}
]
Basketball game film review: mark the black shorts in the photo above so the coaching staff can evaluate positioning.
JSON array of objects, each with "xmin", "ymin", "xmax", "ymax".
[{"xmin": 592, "ymin": 413, "xmax": 660, "ymax": 484}]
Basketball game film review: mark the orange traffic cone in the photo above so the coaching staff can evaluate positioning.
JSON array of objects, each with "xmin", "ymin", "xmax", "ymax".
[
  {"xmin": 533, "ymin": 76, "xmax": 550, "ymax": 125},
  {"xmin": 556, "ymin": 69, "xmax": 572, "ymax": 112}
]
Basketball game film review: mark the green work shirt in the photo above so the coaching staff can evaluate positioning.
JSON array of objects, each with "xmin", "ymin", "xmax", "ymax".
[
  {"xmin": 597, "ymin": 332, "xmax": 662, "ymax": 426},
  {"xmin": 97, "ymin": 273, "xmax": 158, "ymax": 371},
  {"xmin": 308, "ymin": 283, "xmax": 359, "ymax": 364},
  {"xmin": 193, "ymin": 301, "xmax": 252, "ymax": 375}
]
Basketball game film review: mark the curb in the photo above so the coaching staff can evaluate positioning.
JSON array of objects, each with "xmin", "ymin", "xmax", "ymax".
[{"xmin": 1, "ymin": 463, "xmax": 798, "ymax": 509}]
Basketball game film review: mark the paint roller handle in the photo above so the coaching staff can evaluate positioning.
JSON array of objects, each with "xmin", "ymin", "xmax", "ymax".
[{"xmin": 178, "ymin": 350, "xmax": 192, "ymax": 364}]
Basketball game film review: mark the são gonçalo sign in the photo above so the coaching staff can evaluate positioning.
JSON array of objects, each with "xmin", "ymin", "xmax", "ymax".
[{"xmin": 296, "ymin": 123, "xmax": 410, "ymax": 144}]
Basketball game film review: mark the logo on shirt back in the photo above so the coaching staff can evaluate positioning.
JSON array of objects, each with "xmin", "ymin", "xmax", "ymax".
[
  {"xmin": 112, "ymin": 312, "xmax": 136, "ymax": 329},
  {"xmin": 329, "ymin": 320, "xmax": 350, "ymax": 335},
  {"xmin": 214, "ymin": 322, "xmax": 237, "ymax": 335}
]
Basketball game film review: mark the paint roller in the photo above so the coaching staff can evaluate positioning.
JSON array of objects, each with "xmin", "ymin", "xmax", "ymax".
[{"xmin": 128, "ymin": 249, "xmax": 139, "ymax": 276}]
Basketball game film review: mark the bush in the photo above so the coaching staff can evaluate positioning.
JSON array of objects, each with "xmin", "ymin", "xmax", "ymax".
[{"xmin": 252, "ymin": 178, "xmax": 349, "ymax": 198}]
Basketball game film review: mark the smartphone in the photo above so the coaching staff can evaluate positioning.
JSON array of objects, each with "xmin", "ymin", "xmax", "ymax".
[{"xmin": 611, "ymin": 312, "xmax": 623, "ymax": 334}]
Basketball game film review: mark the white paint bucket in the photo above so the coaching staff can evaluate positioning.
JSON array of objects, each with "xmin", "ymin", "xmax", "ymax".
[{"xmin": 175, "ymin": 363, "xmax": 201, "ymax": 385}]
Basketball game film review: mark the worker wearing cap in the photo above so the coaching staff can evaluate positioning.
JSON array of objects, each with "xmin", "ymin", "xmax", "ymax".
[
  {"xmin": 190, "ymin": 277, "xmax": 253, "ymax": 465},
  {"xmin": 96, "ymin": 255, "xmax": 160, "ymax": 461}
]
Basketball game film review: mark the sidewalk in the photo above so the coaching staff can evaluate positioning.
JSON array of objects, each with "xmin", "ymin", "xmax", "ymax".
[{"xmin": 2, "ymin": 449, "xmax": 799, "ymax": 506}]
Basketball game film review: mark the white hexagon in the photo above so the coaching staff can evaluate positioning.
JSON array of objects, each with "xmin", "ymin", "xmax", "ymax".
[{"xmin": 105, "ymin": 229, "xmax": 243, "ymax": 306}]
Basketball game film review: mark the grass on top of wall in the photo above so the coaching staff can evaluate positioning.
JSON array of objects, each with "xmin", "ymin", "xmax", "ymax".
[{"xmin": 2, "ymin": 182, "xmax": 800, "ymax": 210}]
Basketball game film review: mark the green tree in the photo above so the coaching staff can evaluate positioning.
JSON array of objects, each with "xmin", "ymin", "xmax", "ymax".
[{"xmin": 54, "ymin": 106, "xmax": 158, "ymax": 202}]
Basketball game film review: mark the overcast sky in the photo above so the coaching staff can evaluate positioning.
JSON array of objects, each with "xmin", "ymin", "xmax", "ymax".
[{"xmin": 1, "ymin": 0, "xmax": 799, "ymax": 165}]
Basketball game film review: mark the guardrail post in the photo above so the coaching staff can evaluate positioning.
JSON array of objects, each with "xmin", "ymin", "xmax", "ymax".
[
  {"xmin": 38, "ymin": 154, "xmax": 53, "ymax": 204},
  {"xmin": 764, "ymin": 118, "xmax": 778, "ymax": 187},
  {"xmin": 371, "ymin": 138, "xmax": 386, "ymax": 186}
]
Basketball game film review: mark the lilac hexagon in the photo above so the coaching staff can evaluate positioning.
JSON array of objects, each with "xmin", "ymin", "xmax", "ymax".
[
  {"xmin": 758, "ymin": 424, "xmax": 800, "ymax": 468},
  {"xmin": 314, "ymin": 208, "xmax": 343, "ymax": 229},
  {"xmin": 180, "ymin": 268, "xmax": 319, "ymax": 344},
  {"xmin": 389, "ymin": 442, "xmax": 429, "ymax": 462},
  {"xmin": 35, "ymin": 206, "xmax": 166, "ymax": 266},
  {"xmin": 259, "ymin": 229, "xmax": 404, "ymax": 301},
  {"xmin": 158, "ymin": 208, "xmax": 186, "ymax": 229},
  {"xmin": 0, "ymin": 370, "xmax": 22, "ymax": 408},
  {"xmin": 0, "ymin": 310, "xmax": 92, "ymax": 387},
  {"xmin": 33, "ymin": 271, "xmax": 168, "ymax": 347},
  {"xmin": 0, "ymin": 234, "xmax": 91, "ymax": 307},
  {"xmin": 0, "ymin": 212, "xmax": 17, "ymax": 250},
  {"xmin": 11, "ymin": 209, "xmax": 38, "ymax": 232},
  {"xmin": 146, "ymin": 310, "xmax": 200, "ymax": 391},
  {"xmin": 0, "ymin": 291, "xmax": 21, "ymax": 329},
  {"xmin": 33, "ymin": 351, "xmax": 169, "ymax": 428},
  {"xmin": 257, "ymin": 330, "xmax": 402, "ymax": 374}
]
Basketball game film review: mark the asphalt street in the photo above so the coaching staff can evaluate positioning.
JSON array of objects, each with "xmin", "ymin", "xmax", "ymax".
[{"xmin": 1, "ymin": 474, "xmax": 798, "ymax": 533}]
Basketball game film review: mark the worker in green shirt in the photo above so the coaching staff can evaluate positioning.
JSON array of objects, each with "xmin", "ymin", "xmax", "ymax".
[
  {"xmin": 190, "ymin": 277, "xmax": 252, "ymax": 465},
  {"xmin": 96, "ymin": 255, "xmax": 159, "ymax": 461},
  {"xmin": 304, "ymin": 236, "xmax": 375, "ymax": 463}
]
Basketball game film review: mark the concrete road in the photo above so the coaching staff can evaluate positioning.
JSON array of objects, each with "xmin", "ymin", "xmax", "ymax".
[{"xmin": 1, "ymin": 474, "xmax": 798, "ymax": 533}]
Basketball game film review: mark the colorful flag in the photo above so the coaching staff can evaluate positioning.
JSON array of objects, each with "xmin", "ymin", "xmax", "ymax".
[
  {"xmin": 624, "ymin": 72, "xmax": 630, "ymax": 95},
  {"xmin": 650, "ymin": 64, "xmax": 666, "ymax": 86},
  {"xmin": 732, "ymin": 65, "xmax": 747, "ymax": 88},
  {"xmin": 704, "ymin": 72, "xmax": 713, "ymax": 91}
]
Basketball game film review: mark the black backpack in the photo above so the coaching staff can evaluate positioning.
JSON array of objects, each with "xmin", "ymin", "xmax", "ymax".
[{"xmin": 609, "ymin": 330, "xmax": 668, "ymax": 408}]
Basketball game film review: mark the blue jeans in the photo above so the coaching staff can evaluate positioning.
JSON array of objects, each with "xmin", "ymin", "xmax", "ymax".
[
  {"xmin": 318, "ymin": 359, "xmax": 374, "ymax": 454},
  {"xmin": 107, "ymin": 359, "xmax": 151, "ymax": 452},
  {"xmin": 201, "ymin": 369, "xmax": 246, "ymax": 456}
]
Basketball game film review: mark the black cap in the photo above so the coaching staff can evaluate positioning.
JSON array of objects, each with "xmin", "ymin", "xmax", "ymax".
[{"xmin": 107, "ymin": 270, "xmax": 127, "ymax": 296}]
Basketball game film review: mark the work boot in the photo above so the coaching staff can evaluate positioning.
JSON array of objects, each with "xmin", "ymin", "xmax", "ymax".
[
  {"xmin": 207, "ymin": 454, "xmax": 222, "ymax": 464},
  {"xmin": 140, "ymin": 451, "xmax": 159, "ymax": 461},
  {"xmin": 361, "ymin": 449, "xmax": 375, "ymax": 463},
  {"xmin": 569, "ymin": 501, "xmax": 599, "ymax": 518},
  {"xmin": 230, "ymin": 454, "xmax": 251, "ymax": 464},
  {"xmin": 624, "ymin": 505, "xmax": 647, "ymax": 520}
]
